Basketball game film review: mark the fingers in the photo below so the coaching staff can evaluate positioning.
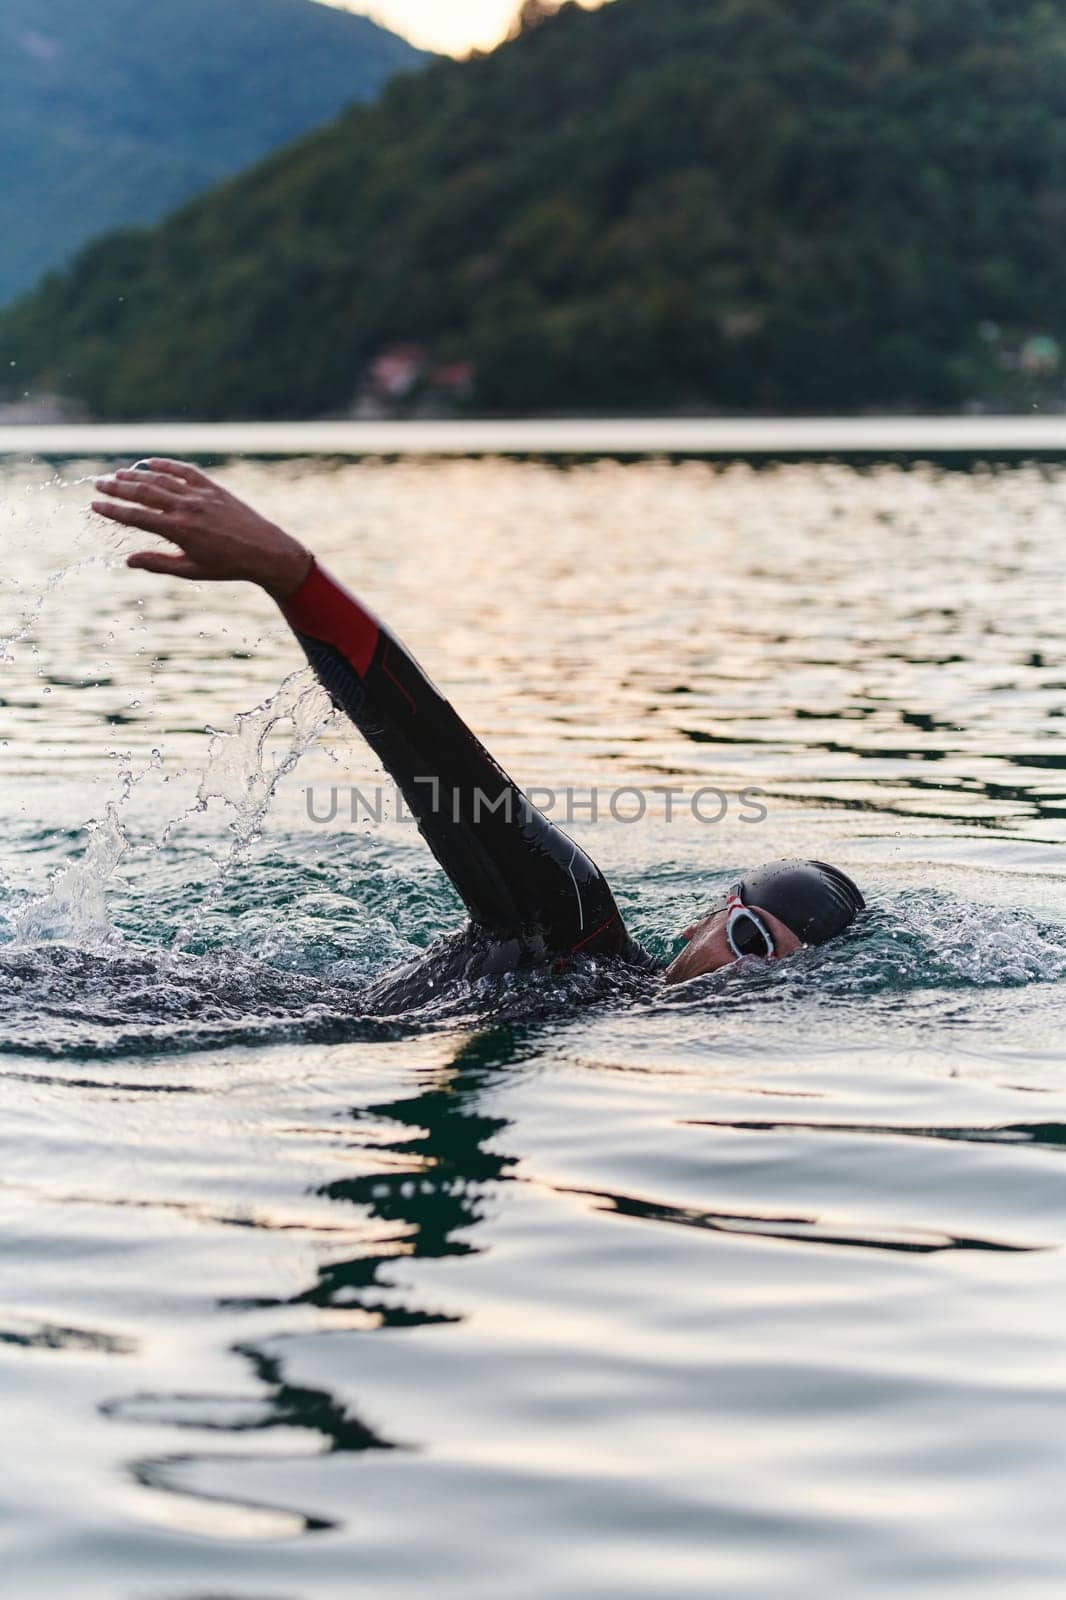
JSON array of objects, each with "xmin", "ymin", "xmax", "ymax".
[
  {"xmin": 141, "ymin": 458, "xmax": 211, "ymax": 487},
  {"xmin": 94, "ymin": 471, "xmax": 185, "ymax": 513},
  {"xmin": 126, "ymin": 551, "xmax": 206, "ymax": 579},
  {"xmin": 91, "ymin": 497, "xmax": 174, "ymax": 536}
]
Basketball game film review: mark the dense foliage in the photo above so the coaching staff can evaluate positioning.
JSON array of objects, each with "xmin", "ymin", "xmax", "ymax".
[
  {"xmin": 4, "ymin": 0, "xmax": 1066, "ymax": 417},
  {"xmin": 0, "ymin": 0, "xmax": 423, "ymax": 305}
]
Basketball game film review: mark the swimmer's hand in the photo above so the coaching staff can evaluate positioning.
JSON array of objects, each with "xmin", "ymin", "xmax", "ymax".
[{"xmin": 91, "ymin": 459, "xmax": 312, "ymax": 600}]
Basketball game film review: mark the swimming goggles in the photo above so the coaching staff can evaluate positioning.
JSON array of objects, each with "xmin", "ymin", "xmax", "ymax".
[{"xmin": 725, "ymin": 889, "xmax": 776, "ymax": 962}]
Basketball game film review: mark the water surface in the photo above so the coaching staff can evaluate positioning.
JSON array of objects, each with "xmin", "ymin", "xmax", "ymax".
[{"xmin": 1, "ymin": 453, "xmax": 1065, "ymax": 1597}]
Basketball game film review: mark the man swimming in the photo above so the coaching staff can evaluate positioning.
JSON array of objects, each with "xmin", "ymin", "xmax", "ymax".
[{"xmin": 91, "ymin": 459, "xmax": 864, "ymax": 1007}]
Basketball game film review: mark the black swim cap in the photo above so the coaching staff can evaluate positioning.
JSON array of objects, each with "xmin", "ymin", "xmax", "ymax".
[{"xmin": 737, "ymin": 859, "xmax": 865, "ymax": 946}]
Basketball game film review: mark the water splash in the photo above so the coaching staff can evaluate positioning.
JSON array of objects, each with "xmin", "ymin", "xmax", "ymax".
[
  {"xmin": 0, "ymin": 471, "xmax": 106, "ymax": 661},
  {"xmin": 165, "ymin": 670, "xmax": 333, "ymax": 952},
  {"xmin": 837, "ymin": 891, "xmax": 1066, "ymax": 992},
  {"xmin": 185, "ymin": 671, "xmax": 332, "ymax": 852},
  {"xmin": 10, "ymin": 670, "xmax": 332, "ymax": 954},
  {"xmin": 11, "ymin": 752, "xmax": 160, "ymax": 945}
]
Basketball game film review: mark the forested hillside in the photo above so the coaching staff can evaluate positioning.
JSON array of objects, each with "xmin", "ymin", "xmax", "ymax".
[
  {"xmin": 0, "ymin": 0, "xmax": 424, "ymax": 305},
  {"xmin": 4, "ymin": 0, "xmax": 1066, "ymax": 417}
]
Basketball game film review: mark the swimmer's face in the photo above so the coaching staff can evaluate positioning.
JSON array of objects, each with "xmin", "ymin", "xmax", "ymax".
[{"xmin": 662, "ymin": 902, "xmax": 805, "ymax": 985}]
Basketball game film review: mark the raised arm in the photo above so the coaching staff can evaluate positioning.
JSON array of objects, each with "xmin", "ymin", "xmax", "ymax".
[
  {"xmin": 92, "ymin": 460, "xmax": 641, "ymax": 961},
  {"xmin": 279, "ymin": 554, "xmax": 633, "ymax": 949}
]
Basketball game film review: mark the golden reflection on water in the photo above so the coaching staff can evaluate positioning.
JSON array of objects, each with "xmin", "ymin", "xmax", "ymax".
[{"xmin": 2, "ymin": 456, "xmax": 1065, "ymax": 846}]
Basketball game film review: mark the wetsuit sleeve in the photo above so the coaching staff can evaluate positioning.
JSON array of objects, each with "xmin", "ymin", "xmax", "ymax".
[{"xmin": 281, "ymin": 559, "xmax": 634, "ymax": 958}]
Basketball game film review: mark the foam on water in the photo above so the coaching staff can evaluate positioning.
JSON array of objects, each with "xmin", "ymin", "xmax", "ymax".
[{"xmin": 3, "ymin": 815, "xmax": 1064, "ymax": 1054}]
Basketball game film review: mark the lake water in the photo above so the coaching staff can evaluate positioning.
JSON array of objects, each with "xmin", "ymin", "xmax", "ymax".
[{"xmin": 1, "ymin": 447, "xmax": 1065, "ymax": 1597}]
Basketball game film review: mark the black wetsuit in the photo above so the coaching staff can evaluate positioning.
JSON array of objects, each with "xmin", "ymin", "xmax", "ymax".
[{"xmin": 282, "ymin": 561, "xmax": 653, "ymax": 1010}]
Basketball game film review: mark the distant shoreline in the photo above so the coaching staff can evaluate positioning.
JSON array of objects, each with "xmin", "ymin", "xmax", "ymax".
[{"xmin": 2, "ymin": 416, "xmax": 1065, "ymax": 460}]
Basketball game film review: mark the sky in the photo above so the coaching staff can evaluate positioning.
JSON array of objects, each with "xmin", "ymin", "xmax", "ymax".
[{"xmin": 317, "ymin": 0, "xmax": 613, "ymax": 57}]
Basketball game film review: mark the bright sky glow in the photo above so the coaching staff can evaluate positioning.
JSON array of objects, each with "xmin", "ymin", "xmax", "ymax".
[{"xmin": 316, "ymin": 0, "xmax": 614, "ymax": 57}]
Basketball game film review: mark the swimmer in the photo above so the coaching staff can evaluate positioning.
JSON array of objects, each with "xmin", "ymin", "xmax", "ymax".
[{"xmin": 91, "ymin": 460, "xmax": 864, "ymax": 1005}]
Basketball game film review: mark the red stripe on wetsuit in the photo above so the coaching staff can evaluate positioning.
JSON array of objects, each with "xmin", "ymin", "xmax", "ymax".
[{"xmin": 282, "ymin": 558, "xmax": 381, "ymax": 678}]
